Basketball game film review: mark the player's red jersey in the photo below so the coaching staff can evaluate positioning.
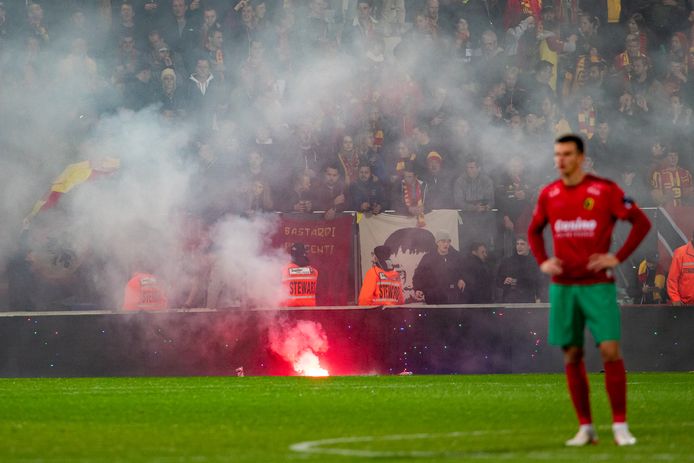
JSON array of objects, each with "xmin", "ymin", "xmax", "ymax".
[{"xmin": 528, "ymin": 174, "xmax": 651, "ymax": 285}]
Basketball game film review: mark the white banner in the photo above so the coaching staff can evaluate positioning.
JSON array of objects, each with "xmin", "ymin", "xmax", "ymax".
[{"xmin": 358, "ymin": 210, "xmax": 460, "ymax": 303}]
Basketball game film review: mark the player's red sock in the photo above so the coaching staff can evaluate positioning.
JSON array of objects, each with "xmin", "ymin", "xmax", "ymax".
[
  {"xmin": 604, "ymin": 359, "xmax": 627, "ymax": 423},
  {"xmin": 565, "ymin": 360, "xmax": 592, "ymax": 425}
]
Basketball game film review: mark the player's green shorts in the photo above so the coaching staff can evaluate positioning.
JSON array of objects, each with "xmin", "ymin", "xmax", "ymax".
[{"xmin": 548, "ymin": 283, "xmax": 621, "ymax": 347}]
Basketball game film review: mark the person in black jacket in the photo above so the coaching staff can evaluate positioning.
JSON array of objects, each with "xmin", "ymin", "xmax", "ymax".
[
  {"xmin": 496, "ymin": 235, "xmax": 540, "ymax": 303},
  {"xmin": 412, "ymin": 230, "xmax": 466, "ymax": 304},
  {"xmin": 461, "ymin": 242, "xmax": 493, "ymax": 303}
]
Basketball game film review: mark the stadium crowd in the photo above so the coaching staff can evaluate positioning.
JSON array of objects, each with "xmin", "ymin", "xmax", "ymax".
[{"xmin": 1, "ymin": 0, "xmax": 693, "ymax": 308}]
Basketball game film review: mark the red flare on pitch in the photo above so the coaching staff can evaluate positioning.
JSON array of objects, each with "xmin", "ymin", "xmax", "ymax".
[{"xmin": 268, "ymin": 320, "xmax": 330, "ymax": 376}]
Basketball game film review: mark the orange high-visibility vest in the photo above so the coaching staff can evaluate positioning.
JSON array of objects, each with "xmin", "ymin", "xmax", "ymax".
[
  {"xmin": 122, "ymin": 272, "xmax": 168, "ymax": 311},
  {"xmin": 358, "ymin": 266, "xmax": 404, "ymax": 306},
  {"xmin": 667, "ymin": 242, "xmax": 694, "ymax": 304},
  {"xmin": 282, "ymin": 263, "xmax": 318, "ymax": 307}
]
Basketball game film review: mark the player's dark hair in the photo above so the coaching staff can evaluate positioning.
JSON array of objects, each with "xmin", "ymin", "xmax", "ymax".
[{"xmin": 555, "ymin": 134, "xmax": 585, "ymax": 154}]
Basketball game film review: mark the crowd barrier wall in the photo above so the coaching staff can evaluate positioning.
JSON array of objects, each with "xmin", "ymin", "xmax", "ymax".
[{"xmin": 1, "ymin": 305, "xmax": 691, "ymax": 377}]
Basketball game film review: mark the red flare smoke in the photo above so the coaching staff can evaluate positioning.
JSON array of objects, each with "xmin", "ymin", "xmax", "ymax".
[{"xmin": 268, "ymin": 320, "xmax": 330, "ymax": 376}]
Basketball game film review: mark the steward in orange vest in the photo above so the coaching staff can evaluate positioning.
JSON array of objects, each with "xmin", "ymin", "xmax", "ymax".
[
  {"xmin": 359, "ymin": 245, "xmax": 404, "ymax": 306},
  {"xmin": 282, "ymin": 242, "xmax": 319, "ymax": 307},
  {"xmin": 122, "ymin": 272, "xmax": 168, "ymax": 311},
  {"xmin": 667, "ymin": 235, "xmax": 694, "ymax": 305}
]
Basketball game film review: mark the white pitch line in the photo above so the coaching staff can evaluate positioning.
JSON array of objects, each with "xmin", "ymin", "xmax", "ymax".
[
  {"xmin": 290, "ymin": 430, "xmax": 694, "ymax": 460},
  {"xmin": 290, "ymin": 431, "xmax": 507, "ymax": 458}
]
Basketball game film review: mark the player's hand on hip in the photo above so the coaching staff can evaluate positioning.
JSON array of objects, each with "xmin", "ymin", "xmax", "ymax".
[
  {"xmin": 587, "ymin": 253, "xmax": 619, "ymax": 272},
  {"xmin": 540, "ymin": 257, "xmax": 563, "ymax": 276}
]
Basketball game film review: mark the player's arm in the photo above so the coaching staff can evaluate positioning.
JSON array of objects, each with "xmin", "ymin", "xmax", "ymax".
[
  {"xmin": 613, "ymin": 193, "xmax": 652, "ymax": 263},
  {"xmin": 527, "ymin": 189, "xmax": 562, "ymax": 275},
  {"xmin": 588, "ymin": 189, "xmax": 652, "ymax": 271}
]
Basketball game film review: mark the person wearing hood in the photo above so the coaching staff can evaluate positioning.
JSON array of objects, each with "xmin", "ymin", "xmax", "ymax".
[
  {"xmin": 358, "ymin": 245, "xmax": 404, "ymax": 306},
  {"xmin": 282, "ymin": 242, "xmax": 318, "ymax": 307}
]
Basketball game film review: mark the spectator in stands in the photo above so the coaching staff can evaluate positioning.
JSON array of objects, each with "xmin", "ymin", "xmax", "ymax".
[
  {"xmin": 312, "ymin": 164, "xmax": 346, "ymax": 219},
  {"xmin": 160, "ymin": 0, "xmax": 196, "ymax": 57},
  {"xmin": 158, "ymin": 67, "xmax": 186, "ymax": 115},
  {"xmin": 349, "ymin": 164, "xmax": 386, "ymax": 214},
  {"xmin": 336, "ymin": 135, "xmax": 361, "ymax": 186},
  {"xmin": 569, "ymin": 93, "xmax": 599, "ymax": 141},
  {"xmin": 282, "ymin": 172, "xmax": 313, "ymax": 214},
  {"xmin": 496, "ymin": 235, "xmax": 539, "ymax": 303},
  {"xmin": 667, "ymin": 230, "xmax": 694, "ymax": 305},
  {"xmin": 58, "ymin": 37, "xmax": 100, "ymax": 94},
  {"xmin": 242, "ymin": 179, "xmax": 274, "ymax": 217},
  {"xmin": 461, "ymin": 242, "xmax": 493, "ymax": 303},
  {"xmin": 199, "ymin": 7, "xmax": 223, "ymax": 50},
  {"xmin": 185, "ymin": 57, "xmax": 218, "ymax": 126},
  {"xmin": 389, "ymin": 140, "xmax": 417, "ymax": 184},
  {"xmin": 26, "ymin": 2, "xmax": 49, "ymax": 45},
  {"xmin": 637, "ymin": 254, "xmax": 666, "ymax": 304},
  {"xmin": 473, "ymin": 29, "xmax": 506, "ymax": 84},
  {"xmin": 650, "ymin": 148, "xmax": 693, "ymax": 207},
  {"xmin": 111, "ymin": 2, "xmax": 144, "ymax": 51},
  {"xmin": 495, "ymin": 156, "xmax": 533, "ymax": 253},
  {"xmin": 453, "ymin": 157, "xmax": 494, "ymax": 212},
  {"xmin": 627, "ymin": 56, "xmax": 666, "ymax": 114},
  {"xmin": 392, "ymin": 161, "xmax": 427, "ymax": 218},
  {"xmin": 421, "ymin": 151, "xmax": 453, "ymax": 210},
  {"xmin": 343, "ymin": 0, "xmax": 379, "ymax": 55},
  {"xmin": 614, "ymin": 34, "xmax": 646, "ymax": 80},
  {"xmin": 587, "ymin": 120, "xmax": 622, "ymax": 176},
  {"xmin": 205, "ymin": 29, "xmax": 225, "ymax": 82},
  {"xmin": 412, "ymin": 230, "xmax": 465, "ymax": 304},
  {"xmin": 292, "ymin": 122, "xmax": 325, "ymax": 179},
  {"xmin": 113, "ymin": 34, "xmax": 140, "ymax": 83},
  {"xmin": 123, "ymin": 61, "xmax": 156, "ymax": 110},
  {"xmin": 525, "ymin": 60, "xmax": 555, "ymax": 111},
  {"xmin": 226, "ymin": 2, "xmax": 257, "ymax": 61},
  {"xmin": 619, "ymin": 163, "xmax": 652, "ymax": 206}
]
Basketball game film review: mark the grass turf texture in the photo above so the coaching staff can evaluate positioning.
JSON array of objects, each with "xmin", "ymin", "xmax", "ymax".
[{"xmin": 0, "ymin": 373, "xmax": 692, "ymax": 462}]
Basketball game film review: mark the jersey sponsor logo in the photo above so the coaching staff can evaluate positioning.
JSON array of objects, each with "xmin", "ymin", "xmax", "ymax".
[
  {"xmin": 289, "ymin": 267, "xmax": 312, "ymax": 275},
  {"xmin": 583, "ymin": 197, "xmax": 595, "ymax": 210},
  {"xmin": 587, "ymin": 186, "xmax": 602, "ymax": 196},
  {"xmin": 378, "ymin": 272, "xmax": 388, "ymax": 280},
  {"xmin": 554, "ymin": 218, "xmax": 598, "ymax": 237},
  {"xmin": 548, "ymin": 186, "xmax": 560, "ymax": 198}
]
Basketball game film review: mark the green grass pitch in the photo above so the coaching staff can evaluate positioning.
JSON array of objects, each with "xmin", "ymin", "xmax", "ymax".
[{"xmin": 1, "ymin": 373, "xmax": 693, "ymax": 462}]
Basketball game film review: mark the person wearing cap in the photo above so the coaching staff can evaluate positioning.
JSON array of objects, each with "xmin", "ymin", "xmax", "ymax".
[
  {"xmin": 159, "ymin": 67, "xmax": 182, "ymax": 109},
  {"xmin": 412, "ymin": 230, "xmax": 465, "ymax": 304},
  {"xmin": 282, "ymin": 243, "xmax": 319, "ymax": 307},
  {"xmin": 667, "ymin": 231, "xmax": 694, "ymax": 306},
  {"xmin": 358, "ymin": 245, "xmax": 404, "ymax": 306}
]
